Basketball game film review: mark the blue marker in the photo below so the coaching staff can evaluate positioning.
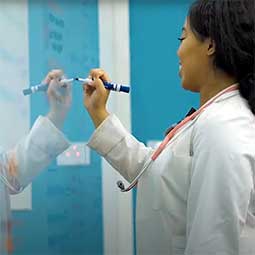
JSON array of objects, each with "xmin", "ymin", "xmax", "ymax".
[
  {"xmin": 75, "ymin": 77, "xmax": 130, "ymax": 93},
  {"xmin": 22, "ymin": 78, "xmax": 74, "ymax": 96},
  {"xmin": 22, "ymin": 77, "xmax": 130, "ymax": 96}
]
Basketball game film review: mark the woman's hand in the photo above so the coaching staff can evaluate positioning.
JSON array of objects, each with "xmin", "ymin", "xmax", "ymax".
[
  {"xmin": 45, "ymin": 69, "xmax": 72, "ymax": 129},
  {"xmin": 83, "ymin": 68, "xmax": 110, "ymax": 128}
]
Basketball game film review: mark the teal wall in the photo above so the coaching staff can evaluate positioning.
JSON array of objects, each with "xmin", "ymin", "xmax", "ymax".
[
  {"xmin": 130, "ymin": 0, "xmax": 198, "ymax": 143},
  {"xmin": 129, "ymin": 0, "xmax": 198, "ymax": 253},
  {"xmin": 12, "ymin": 1, "xmax": 103, "ymax": 254}
]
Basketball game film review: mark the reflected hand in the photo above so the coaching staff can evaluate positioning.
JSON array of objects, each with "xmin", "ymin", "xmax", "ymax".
[{"xmin": 45, "ymin": 69, "xmax": 72, "ymax": 129}]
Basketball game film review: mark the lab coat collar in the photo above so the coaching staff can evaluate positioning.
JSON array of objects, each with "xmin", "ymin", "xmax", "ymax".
[
  {"xmin": 165, "ymin": 88, "xmax": 239, "ymax": 147},
  {"xmin": 213, "ymin": 89, "xmax": 239, "ymax": 103}
]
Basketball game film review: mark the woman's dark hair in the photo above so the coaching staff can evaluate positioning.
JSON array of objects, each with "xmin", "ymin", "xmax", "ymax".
[{"xmin": 188, "ymin": 0, "xmax": 255, "ymax": 114}]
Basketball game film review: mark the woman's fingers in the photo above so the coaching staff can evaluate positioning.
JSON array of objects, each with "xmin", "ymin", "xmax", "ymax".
[
  {"xmin": 43, "ymin": 69, "xmax": 64, "ymax": 84},
  {"xmin": 89, "ymin": 68, "xmax": 111, "ymax": 82}
]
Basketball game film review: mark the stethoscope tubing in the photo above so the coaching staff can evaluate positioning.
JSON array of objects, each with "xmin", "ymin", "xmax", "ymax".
[{"xmin": 117, "ymin": 84, "xmax": 239, "ymax": 192}]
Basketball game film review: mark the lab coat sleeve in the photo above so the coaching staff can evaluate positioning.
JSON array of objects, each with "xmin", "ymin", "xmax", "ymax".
[
  {"xmin": 0, "ymin": 116, "xmax": 70, "ymax": 194},
  {"xmin": 87, "ymin": 114, "xmax": 153, "ymax": 182},
  {"xmin": 185, "ymin": 112, "xmax": 254, "ymax": 255}
]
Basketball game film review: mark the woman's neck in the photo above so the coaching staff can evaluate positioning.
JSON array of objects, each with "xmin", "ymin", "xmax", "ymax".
[{"xmin": 199, "ymin": 73, "xmax": 237, "ymax": 106}]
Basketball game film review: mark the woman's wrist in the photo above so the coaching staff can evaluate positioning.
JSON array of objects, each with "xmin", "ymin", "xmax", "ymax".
[
  {"xmin": 47, "ymin": 110, "xmax": 67, "ymax": 130},
  {"xmin": 88, "ymin": 108, "xmax": 110, "ymax": 128}
]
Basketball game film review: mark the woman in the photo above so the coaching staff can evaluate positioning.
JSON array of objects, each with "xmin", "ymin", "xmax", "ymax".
[
  {"xmin": 0, "ymin": 70, "xmax": 71, "ymax": 254},
  {"xmin": 83, "ymin": 0, "xmax": 255, "ymax": 254}
]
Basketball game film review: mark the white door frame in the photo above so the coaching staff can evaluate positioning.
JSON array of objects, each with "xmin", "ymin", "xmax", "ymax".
[{"xmin": 99, "ymin": 0, "xmax": 134, "ymax": 254}]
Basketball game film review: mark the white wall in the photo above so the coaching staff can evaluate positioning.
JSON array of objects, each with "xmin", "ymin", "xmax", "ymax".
[
  {"xmin": 0, "ymin": 0, "xmax": 31, "ymax": 210},
  {"xmin": 99, "ymin": 0, "xmax": 134, "ymax": 254}
]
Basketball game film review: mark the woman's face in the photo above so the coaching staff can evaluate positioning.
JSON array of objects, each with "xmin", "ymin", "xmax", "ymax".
[{"xmin": 177, "ymin": 18, "xmax": 213, "ymax": 92}]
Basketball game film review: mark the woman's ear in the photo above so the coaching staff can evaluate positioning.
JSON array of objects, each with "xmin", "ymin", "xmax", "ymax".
[{"xmin": 207, "ymin": 39, "xmax": 216, "ymax": 56}]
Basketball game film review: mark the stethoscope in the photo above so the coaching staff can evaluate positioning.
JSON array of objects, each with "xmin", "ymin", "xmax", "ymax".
[{"xmin": 117, "ymin": 84, "xmax": 239, "ymax": 192}]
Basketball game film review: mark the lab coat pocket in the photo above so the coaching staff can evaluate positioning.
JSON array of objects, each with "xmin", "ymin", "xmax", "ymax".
[{"xmin": 152, "ymin": 151, "xmax": 192, "ymax": 215}]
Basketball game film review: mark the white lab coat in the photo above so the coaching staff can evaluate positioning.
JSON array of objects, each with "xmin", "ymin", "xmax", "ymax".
[
  {"xmin": 88, "ymin": 90, "xmax": 255, "ymax": 255},
  {"xmin": 0, "ymin": 116, "xmax": 69, "ymax": 255}
]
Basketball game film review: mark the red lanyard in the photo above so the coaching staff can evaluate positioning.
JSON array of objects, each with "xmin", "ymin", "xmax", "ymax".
[{"xmin": 151, "ymin": 84, "xmax": 238, "ymax": 161}]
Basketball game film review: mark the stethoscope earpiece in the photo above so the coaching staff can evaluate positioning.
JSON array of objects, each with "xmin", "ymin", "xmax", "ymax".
[{"xmin": 117, "ymin": 180, "xmax": 125, "ymax": 191}]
